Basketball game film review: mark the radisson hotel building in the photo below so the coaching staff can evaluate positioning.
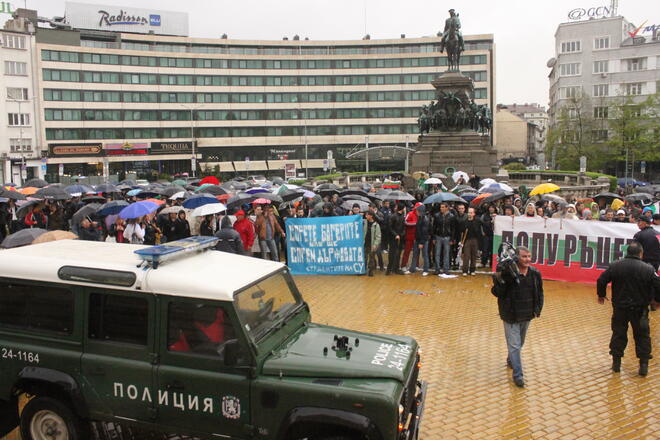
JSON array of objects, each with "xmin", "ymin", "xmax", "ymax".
[{"xmin": 22, "ymin": 2, "xmax": 495, "ymax": 178}]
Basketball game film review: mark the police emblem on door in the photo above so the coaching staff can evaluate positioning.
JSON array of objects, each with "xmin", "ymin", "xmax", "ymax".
[{"xmin": 222, "ymin": 395, "xmax": 241, "ymax": 419}]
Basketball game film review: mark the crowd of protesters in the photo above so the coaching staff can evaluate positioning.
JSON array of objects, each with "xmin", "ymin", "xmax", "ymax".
[{"xmin": 1, "ymin": 176, "xmax": 659, "ymax": 280}]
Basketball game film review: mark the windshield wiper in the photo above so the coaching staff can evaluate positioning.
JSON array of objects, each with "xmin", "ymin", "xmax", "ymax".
[{"xmin": 253, "ymin": 303, "xmax": 304, "ymax": 343}]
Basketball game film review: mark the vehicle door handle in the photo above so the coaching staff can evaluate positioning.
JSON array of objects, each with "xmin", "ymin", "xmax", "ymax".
[
  {"xmin": 89, "ymin": 367, "xmax": 105, "ymax": 376},
  {"xmin": 166, "ymin": 380, "xmax": 185, "ymax": 391}
]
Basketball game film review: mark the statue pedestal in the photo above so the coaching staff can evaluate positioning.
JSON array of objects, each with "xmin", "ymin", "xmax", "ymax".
[{"xmin": 411, "ymin": 71, "xmax": 498, "ymax": 177}]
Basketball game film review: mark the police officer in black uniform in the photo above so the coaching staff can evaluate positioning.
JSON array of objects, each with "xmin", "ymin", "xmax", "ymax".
[{"xmin": 597, "ymin": 241, "xmax": 660, "ymax": 376}]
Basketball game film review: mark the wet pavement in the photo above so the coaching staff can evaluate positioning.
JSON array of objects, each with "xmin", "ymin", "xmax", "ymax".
[
  {"xmin": 4, "ymin": 270, "xmax": 658, "ymax": 440},
  {"xmin": 295, "ymin": 271, "xmax": 659, "ymax": 440}
]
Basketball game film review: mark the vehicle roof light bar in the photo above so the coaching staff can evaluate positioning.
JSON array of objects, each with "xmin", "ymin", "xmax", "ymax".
[{"xmin": 134, "ymin": 236, "xmax": 219, "ymax": 269}]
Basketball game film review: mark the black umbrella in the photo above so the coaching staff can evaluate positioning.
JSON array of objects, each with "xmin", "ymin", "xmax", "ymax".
[
  {"xmin": 315, "ymin": 183, "xmax": 340, "ymax": 192},
  {"xmin": 484, "ymin": 191, "xmax": 515, "ymax": 204},
  {"xmin": 340, "ymin": 189, "xmax": 369, "ymax": 198},
  {"xmin": 341, "ymin": 200, "xmax": 369, "ymax": 212},
  {"xmin": 222, "ymin": 181, "xmax": 248, "ymax": 191},
  {"xmin": 197, "ymin": 185, "xmax": 227, "ymax": 196},
  {"xmin": 23, "ymin": 178, "xmax": 49, "ymax": 188},
  {"xmin": 16, "ymin": 200, "xmax": 44, "ymax": 218},
  {"xmin": 72, "ymin": 203, "xmax": 102, "ymax": 227},
  {"xmin": 95, "ymin": 183, "xmax": 119, "ymax": 193},
  {"xmin": 226, "ymin": 193, "xmax": 257, "ymax": 210},
  {"xmin": 1, "ymin": 228, "xmax": 47, "ymax": 248},
  {"xmin": 280, "ymin": 189, "xmax": 305, "ymax": 202},
  {"xmin": 34, "ymin": 186, "xmax": 72, "ymax": 201},
  {"xmin": 343, "ymin": 194, "xmax": 371, "ymax": 203},
  {"xmin": 592, "ymin": 192, "xmax": 620, "ymax": 201},
  {"xmin": 272, "ymin": 177, "xmax": 284, "ymax": 185},
  {"xmin": 380, "ymin": 191, "xmax": 415, "ymax": 201},
  {"xmin": 0, "ymin": 188, "xmax": 26, "ymax": 200},
  {"xmin": 119, "ymin": 179, "xmax": 137, "ymax": 186},
  {"xmin": 540, "ymin": 194, "xmax": 567, "ymax": 205},
  {"xmin": 625, "ymin": 193, "xmax": 654, "ymax": 204},
  {"xmin": 97, "ymin": 200, "xmax": 129, "ymax": 216},
  {"xmin": 161, "ymin": 186, "xmax": 186, "ymax": 197},
  {"xmin": 82, "ymin": 195, "xmax": 107, "ymax": 204}
]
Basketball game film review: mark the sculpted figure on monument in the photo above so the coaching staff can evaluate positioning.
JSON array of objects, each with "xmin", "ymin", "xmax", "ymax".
[
  {"xmin": 418, "ymin": 105, "xmax": 431, "ymax": 134},
  {"xmin": 438, "ymin": 9, "xmax": 465, "ymax": 72}
]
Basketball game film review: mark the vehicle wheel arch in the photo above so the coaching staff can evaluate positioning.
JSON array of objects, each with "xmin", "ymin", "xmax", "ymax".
[
  {"xmin": 13, "ymin": 367, "xmax": 89, "ymax": 419},
  {"xmin": 277, "ymin": 406, "xmax": 382, "ymax": 440}
]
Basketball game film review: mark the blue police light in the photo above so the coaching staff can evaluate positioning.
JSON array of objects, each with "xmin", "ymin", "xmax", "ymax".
[{"xmin": 134, "ymin": 236, "xmax": 219, "ymax": 269}]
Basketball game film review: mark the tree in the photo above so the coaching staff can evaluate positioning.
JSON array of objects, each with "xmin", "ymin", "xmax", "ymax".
[{"xmin": 606, "ymin": 92, "xmax": 660, "ymax": 166}]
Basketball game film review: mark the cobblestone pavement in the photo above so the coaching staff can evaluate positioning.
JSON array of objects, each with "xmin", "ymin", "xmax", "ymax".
[
  {"xmin": 295, "ymin": 272, "xmax": 659, "ymax": 440},
  {"xmin": 4, "ymin": 272, "xmax": 658, "ymax": 440}
]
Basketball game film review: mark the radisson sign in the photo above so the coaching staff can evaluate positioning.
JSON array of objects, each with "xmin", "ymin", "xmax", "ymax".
[{"xmin": 65, "ymin": 2, "xmax": 188, "ymax": 36}]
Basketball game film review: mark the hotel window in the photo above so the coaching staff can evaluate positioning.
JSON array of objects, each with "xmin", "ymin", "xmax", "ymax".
[
  {"xmin": 4, "ymin": 61, "xmax": 27, "ymax": 76},
  {"xmin": 593, "ymin": 106, "xmax": 608, "ymax": 119},
  {"xmin": 9, "ymin": 138, "xmax": 31, "ymax": 152},
  {"xmin": 559, "ymin": 63, "xmax": 581, "ymax": 76},
  {"xmin": 559, "ymin": 86, "xmax": 581, "ymax": 99},
  {"xmin": 592, "ymin": 130, "xmax": 608, "ymax": 141},
  {"xmin": 625, "ymin": 82, "xmax": 643, "ymax": 95},
  {"xmin": 625, "ymin": 58, "xmax": 646, "ymax": 71},
  {"xmin": 560, "ymin": 40, "xmax": 581, "ymax": 53},
  {"xmin": 2, "ymin": 34, "xmax": 26, "ymax": 49},
  {"xmin": 594, "ymin": 36, "xmax": 609, "ymax": 50},
  {"xmin": 6, "ymin": 87, "xmax": 28, "ymax": 100},
  {"xmin": 8, "ymin": 113, "xmax": 30, "ymax": 126},
  {"xmin": 593, "ymin": 84, "xmax": 609, "ymax": 97},
  {"xmin": 593, "ymin": 60, "xmax": 609, "ymax": 74}
]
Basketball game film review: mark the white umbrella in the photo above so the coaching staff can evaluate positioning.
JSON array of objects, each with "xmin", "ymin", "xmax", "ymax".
[
  {"xmin": 160, "ymin": 206, "xmax": 187, "ymax": 215},
  {"xmin": 192, "ymin": 203, "xmax": 227, "ymax": 217},
  {"xmin": 479, "ymin": 182, "xmax": 514, "ymax": 193},
  {"xmin": 424, "ymin": 177, "xmax": 444, "ymax": 185},
  {"xmin": 169, "ymin": 191, "xmax": 187, "ymax": 200},
  {"xmin": 452, "ymin": 171, "xmax": 469, "ymax": 183},
  {"xmin": 480, "ymin": 178, "xmax": 497, "ymax": 186}
]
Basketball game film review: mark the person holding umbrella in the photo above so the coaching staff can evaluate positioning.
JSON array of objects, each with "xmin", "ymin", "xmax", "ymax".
[
  {"xmin": 199, "ymin": 214, "xmax": 215, "ymax": 237},
  {"xmin": 174, "ymin": 210, "xmax": 191, "ymax": 240},
  {"xmin": 255, "ymin": 204, "xmax": 285, "ymax": 261},
  {"xmin": 79, "ymin": 217, "xmax": 101, "ymax": 241},
  {"xmin": 123, "ymin": 218, "xmax": 145, "ymax": 244},
  {"xmin": 46, "ymin": 202, "xmax": 66, "ymax": 231},
  {"xmin": 24, "ymin": 203, "xmax": 47, "ymax": 229},
  {"xmin": 233, "ymin": 210, "xmax": 255, "ymax": 254},
  {"xmin": 108, "ymin": 217, "xmax": 126, "ymax": 243}
]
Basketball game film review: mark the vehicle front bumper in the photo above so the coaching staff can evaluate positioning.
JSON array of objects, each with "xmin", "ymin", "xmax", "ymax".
[{"xmin": 401, "ymin": 380, "xmax": 427, "ymax": 440}]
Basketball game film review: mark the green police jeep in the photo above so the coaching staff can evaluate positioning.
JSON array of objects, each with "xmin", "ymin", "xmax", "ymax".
[{"xmin": 0, "ymin": 237, "xmax": 425, "ymax": 440}]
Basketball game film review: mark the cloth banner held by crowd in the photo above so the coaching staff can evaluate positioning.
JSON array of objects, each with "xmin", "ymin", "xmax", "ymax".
[
  {"xmin": 286, "ymin": 215, "xmax": 365, "ymax": 275},
  {"xmin": 493, "ymin": 216, "xmax": 660, "ymax": 283}
]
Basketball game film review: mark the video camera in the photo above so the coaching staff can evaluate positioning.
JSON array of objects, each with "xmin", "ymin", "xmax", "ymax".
[{"xmin": 495, "ymin": 242, "xmax": 520, "ymax": 285}]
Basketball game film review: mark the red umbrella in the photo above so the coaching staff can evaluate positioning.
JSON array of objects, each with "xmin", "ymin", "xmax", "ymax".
[
  {"xmin": 470, "ymin": 193, "xmax": 491, "ymax": 207},
  {"xmin": 200, "ymin": 176, "xmax": 220, "ymax": 186},
  {"xmin": 145, "ymin": 198, "xmax": 165, "ymax": 205},
  {"xmin": 252, "ymin": 198, "xmax": 272, "ymax": 205}
]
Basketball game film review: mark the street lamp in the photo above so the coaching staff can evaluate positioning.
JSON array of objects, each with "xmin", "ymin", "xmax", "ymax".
[{"xmin": 179, "ymin": 104, "xmax": 200, "ymax": 177}]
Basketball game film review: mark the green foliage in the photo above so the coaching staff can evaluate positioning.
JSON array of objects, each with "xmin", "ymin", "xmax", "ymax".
[
  {"xmin": 509, "ymin": 169, "xmax": 617, "ymax": 191},
  {"xmin": 286, "ymin": 179, "xmax": 307, "ymax": 185},
  {"xmin": 503, "ymin": 162, "xmax": 526, "ymax": 171},
  {"xmin": 547, "ymin": 92, "xmax": 660, "ymax": 173}
]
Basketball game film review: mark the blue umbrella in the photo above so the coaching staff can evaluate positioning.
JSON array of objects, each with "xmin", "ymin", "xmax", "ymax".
[
  {"xmin": 460, "ymin": 193, "xmax": 478, "ymax": 202},
  {"xmin": 127, "ymin": 189, "xmax": 143, "ymax": 197},
  {"xmin": 423, "ymin": 192, "xmax": 463, "ymax": 204},
  {"xmin": 119, "ymin": 201, "xmax": 159, "ymax": 219},
  {"xmin": 97, "ymin": 200, "xmax": 129, "ymax": 216},
  {"xmin": 246, "ymin": 188, "xmax": 270, "ymax": 194},
  {"xmin": 182, "ymin": 193, "xmax": 217, "ymax": 209}
]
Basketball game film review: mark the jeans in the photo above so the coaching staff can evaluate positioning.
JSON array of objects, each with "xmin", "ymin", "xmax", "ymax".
[
  {"xmin": 503, "ymin": 320, "xmax": 530, "ymax": 380},
  {"xmin": 387, "ymin": 238, "xmax": 401, "ymax": 273},
  {"xmin": 409, "ymin": 241, "xmax": 430, "ymax": 272},
  {"xmin": 434, "ymin": 235, "xmax": 451, "ymax": 273},
  {"xmin": 260, "ymin": 238, "xmax": 279, "ymax": 261}
]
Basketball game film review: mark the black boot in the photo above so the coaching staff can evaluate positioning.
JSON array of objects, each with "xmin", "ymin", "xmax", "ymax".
[
  {"xmin": 612, "ymin": 357, "xmax": 621, "ymax": 373},
  {"xmin": 639, "ymin": 360, "xmax": 648, "ymax": 377}
]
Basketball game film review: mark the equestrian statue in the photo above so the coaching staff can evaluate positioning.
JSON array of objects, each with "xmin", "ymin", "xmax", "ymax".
[{"xmin": 438, "ymin": 9, "xmax": 464, "ymax": 72}]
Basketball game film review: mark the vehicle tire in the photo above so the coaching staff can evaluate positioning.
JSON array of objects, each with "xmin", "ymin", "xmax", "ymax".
[{"xmin": 20, "ymin": 396, "xmax": 88, "ymax": 440}]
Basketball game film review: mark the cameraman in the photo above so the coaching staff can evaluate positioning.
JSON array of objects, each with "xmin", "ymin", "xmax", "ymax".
[{"xmin": 491, "ymin": 245, "xmax": 544, "ymax": 388}]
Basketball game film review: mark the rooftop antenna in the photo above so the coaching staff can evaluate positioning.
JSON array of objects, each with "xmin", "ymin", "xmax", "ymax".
[{"xmin": 609, "ymin": 0, "xmax": 618, "ymax": 17}]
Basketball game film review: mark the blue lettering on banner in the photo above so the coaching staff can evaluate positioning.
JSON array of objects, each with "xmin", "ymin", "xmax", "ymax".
[{"xmin": 286, "ymin": 215, "xmax": 365, "ymax": 275}]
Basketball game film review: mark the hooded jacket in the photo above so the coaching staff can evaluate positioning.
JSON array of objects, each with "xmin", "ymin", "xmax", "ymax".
[
  {"xmin": 215, "ymin": 216, "xmax": 244, "ymax": 255},
  {"xmin": 233, "ymin": 214, "xmax": 255, "ymax": 251},
  {"xmin": 414, "ymin": 206, "xmax": 431, "ymax": 243}
]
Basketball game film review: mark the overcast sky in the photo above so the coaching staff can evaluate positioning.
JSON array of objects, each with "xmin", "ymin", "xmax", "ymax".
[{"xmin": 11, "ymin": 0, "xmax": 657, "ymax": 107}]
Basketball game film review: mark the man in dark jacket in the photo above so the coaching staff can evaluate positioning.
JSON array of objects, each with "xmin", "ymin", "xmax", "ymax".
[
  {"xmin": 404, "ymin": 204, "xmax": 431, "ymax": 276},
  {"xmin": 491, "ymin": 246, "xmax": 544, "ymax": 388},
  {"xmin": 215, "ymin": 216, "xmax": 244, "ymax": 255},
  {"xmin": 386, "ymin": 203, "xmax": 405, "ymax": 275},
  {"xmin": 461, "ymin": 207, "xmax": 483, "ymax": 276},
  {"xmin": 452, "ymin": 203, "xmax": 468, "ymax": 269},
  {"xmin": 432, "ymin": 202, "xmax": 455, "ymax": 275},
  {"xmin": 633, "ymin": 216, "xmax": 660, "ymax": 311},
  {"xmin": 79, "ymin": 218, "xmax": 100, "ymax": 241},
  {"xmin": 597, "ymin": 241, "xmax": 660, "ymax": 376}
]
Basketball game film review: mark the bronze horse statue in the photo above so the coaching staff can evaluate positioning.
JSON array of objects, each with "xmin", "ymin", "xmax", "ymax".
[{"xmin": 439, "ymin": 10, "xmax": 464, "ymax": 72}]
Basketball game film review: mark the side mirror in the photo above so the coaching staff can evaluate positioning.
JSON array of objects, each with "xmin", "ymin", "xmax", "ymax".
[{"xmin": 224, "ymin": 339, "xmax": 240, "ymax": 366}]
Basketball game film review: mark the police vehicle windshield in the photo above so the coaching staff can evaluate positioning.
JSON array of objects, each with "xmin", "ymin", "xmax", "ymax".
[{"xmin": 234, "ymin": 271, "xmax": 303, "ymax": 343}]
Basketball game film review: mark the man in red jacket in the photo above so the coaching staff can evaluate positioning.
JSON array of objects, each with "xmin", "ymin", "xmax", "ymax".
[
  {"xmin": 400, "ymin": 202, "xmax": 421, "ymax": 269},
  {"xmin": 233, "ymin": 210, "xmax": 255, "ymax": 255}
]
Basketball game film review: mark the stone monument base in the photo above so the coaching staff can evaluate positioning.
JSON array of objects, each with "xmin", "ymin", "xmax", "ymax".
[{"xmin": 411, "ymin": 131, "xmax": 498, "ymax": 177}]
